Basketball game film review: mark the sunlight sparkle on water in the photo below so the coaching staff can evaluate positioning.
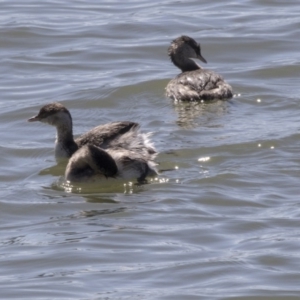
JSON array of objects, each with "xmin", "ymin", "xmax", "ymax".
[{"xmin": 198, "ymin": 156, "xmax": 210, "ymax": 162}]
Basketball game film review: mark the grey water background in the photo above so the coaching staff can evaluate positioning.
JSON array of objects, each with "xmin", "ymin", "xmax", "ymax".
[{"xmin": 1, "ymin": 0, "xmax": 300, "ymax": 299}]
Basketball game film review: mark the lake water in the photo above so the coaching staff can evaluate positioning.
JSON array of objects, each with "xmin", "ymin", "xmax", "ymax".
[{"xmin": 1, "ymin": 0, "xmax": 300, "ymax": 299}]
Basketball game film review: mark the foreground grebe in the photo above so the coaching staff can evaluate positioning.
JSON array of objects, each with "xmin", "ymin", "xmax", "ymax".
[
  {"xmin": 28, "ymin": 103, "xmax": 156, "ymax": 160},
  {"xmin": 65, "ymin": 144, "xmax": 158, "ymax": 182},
  {"xmin": 166, "ymin": 35, "xmax": 233, "ymax": 101}
]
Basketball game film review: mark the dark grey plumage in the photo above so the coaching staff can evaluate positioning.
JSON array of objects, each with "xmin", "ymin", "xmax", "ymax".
[{"xmin": 166, "ymin": 35, "xmax": 233, "ymax": 101}]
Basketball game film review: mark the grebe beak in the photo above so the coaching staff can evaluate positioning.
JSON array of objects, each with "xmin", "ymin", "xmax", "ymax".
[
  {"xmin": 28, "ymin": 115, "xmax": 40, "ymax": 122},
  {"xmin": 197, "ymin": 53, "xmax": 207, "ymax": 64}
]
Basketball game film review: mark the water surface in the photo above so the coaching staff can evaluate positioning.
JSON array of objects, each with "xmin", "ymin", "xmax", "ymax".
[{"xmin": 1, "ymin": 1, "xmax": 300, "ymax": 299}]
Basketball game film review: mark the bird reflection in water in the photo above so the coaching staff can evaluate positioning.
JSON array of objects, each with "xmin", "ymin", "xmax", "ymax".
[{"xmin": 172, "ymin": 100, "xmax": 230, "ymax": 129}]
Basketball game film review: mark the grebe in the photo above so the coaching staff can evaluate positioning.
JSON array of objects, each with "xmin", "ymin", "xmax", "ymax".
[
  {"xmin": 65, "ymin": 144, "xmax": 158, "ymax": 182},
  {"xmin": 166, "ymin": 35, "xmax": 233, "ymax": 101}
]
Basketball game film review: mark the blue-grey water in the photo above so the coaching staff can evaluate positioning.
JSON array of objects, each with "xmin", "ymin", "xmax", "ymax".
[{"xmin": 1, "ymin": 1, "xmax": 300, "ymax": 299}]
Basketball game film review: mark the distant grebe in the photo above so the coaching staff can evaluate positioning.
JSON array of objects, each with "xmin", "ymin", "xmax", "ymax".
[
  {"xmin": 28, "ymin": 103, "xmax": 156, "ymax": 160},
  {"xmin": 166, "ymin": 35, "xmax": 233, "ymax": 101}
]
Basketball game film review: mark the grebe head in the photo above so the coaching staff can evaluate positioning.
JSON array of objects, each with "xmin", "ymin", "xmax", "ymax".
[
  {"xmin": 168, "ymin": 35, "xmax": 207, "ymax": 72},
  {"xmin": 28, "ymin": 102, "xmax": 72, "ymax": 127}
]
